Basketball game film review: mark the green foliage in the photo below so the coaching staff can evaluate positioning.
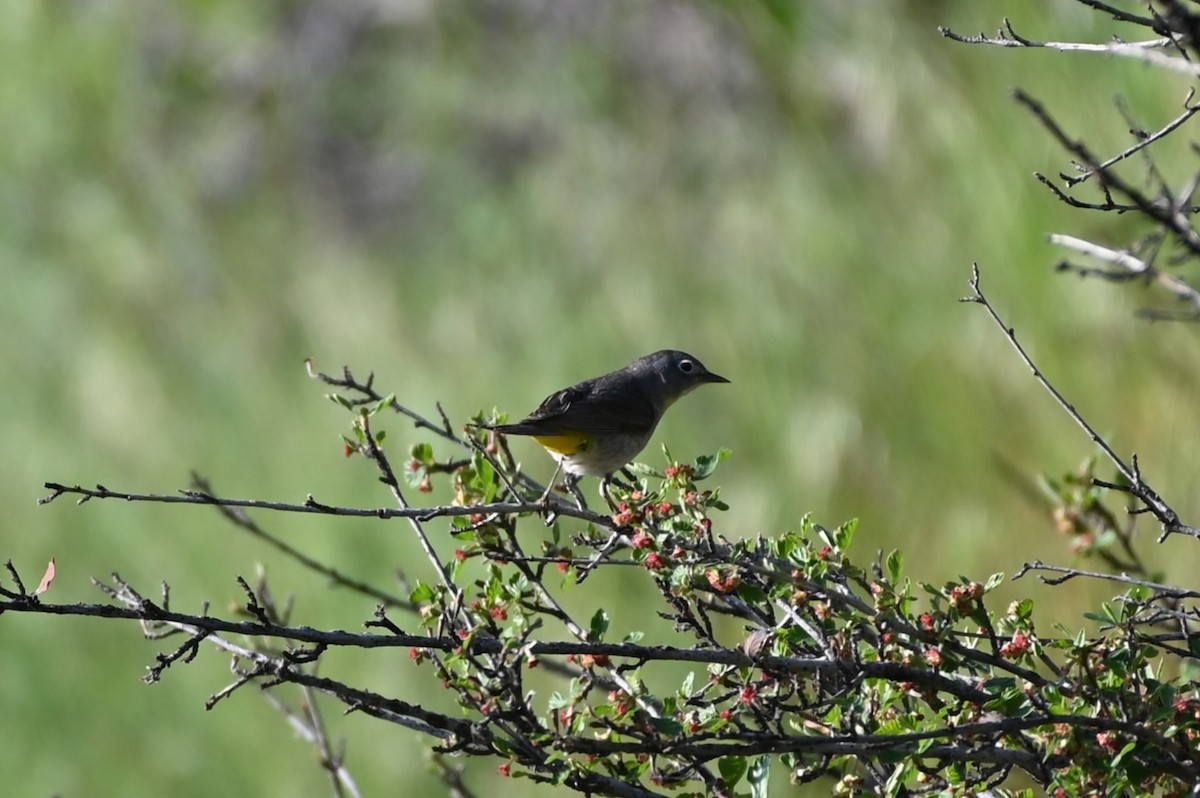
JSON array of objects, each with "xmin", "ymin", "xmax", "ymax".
[{"xmin": 387, "ymin": 420, "xmax": 1200, "ymax": 795}]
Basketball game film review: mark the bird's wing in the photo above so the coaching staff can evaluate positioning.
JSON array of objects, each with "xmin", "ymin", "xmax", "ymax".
[{"xmin": 495, "ymin": 379, "xmax": 656, "ymax": 437}]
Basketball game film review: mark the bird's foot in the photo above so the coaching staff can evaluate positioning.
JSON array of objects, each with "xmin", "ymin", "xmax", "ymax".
[{"xmin": 599, "ymin": 475, "xmax": 625, "ymax": 512}]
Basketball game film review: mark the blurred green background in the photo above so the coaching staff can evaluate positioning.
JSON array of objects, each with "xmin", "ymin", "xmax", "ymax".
[{"xmin": 5, "ymin": 1, "xmax": 1199, "ymax": 795}]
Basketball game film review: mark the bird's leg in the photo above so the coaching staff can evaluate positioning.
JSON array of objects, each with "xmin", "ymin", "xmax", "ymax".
[
  {"xmin": 599, "ymin": 474, "xmax": 621, "ymax": 511},
  {"xmin": 537, "ymin": 460, "xmax": 564, "ymax": 504},
  {"xmin": 535, "ymin": 462, "xmax": 566, "ymax": 526},
  {"xmin": 603, "ymin": 468, "xmax": 636, "ymax": 498},
  {"xmin": 577, "ymin": 475, "xmax": 628, "ymax": 580},
  {"xmin": 565, "ymin": 473, "xmax": 589, "ymax": 510}
]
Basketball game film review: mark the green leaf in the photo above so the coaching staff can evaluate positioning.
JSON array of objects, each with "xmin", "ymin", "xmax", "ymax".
[
  {"xmin": 472, "ymin": 452, "xmax": 497, "ymax": 502},
  {"xmin": 409, "ymin": 582, "xmax": 435, "ymax": 603},
  {"xmin": 839, "ymin": 518, "xmax": 859, "ymax": 549},
  {"xmin": 980, "ymin": 676, "xmax": 1017, "ymax": 694},
  {"xmin": 589, "ymin": 609, "xmax": 610, "ymax": 642},
  {"xmin": 747, "ymin": 755, "xmax": 770, "ymax": 798},
  {"xmin": 694, "ymin": 448, "xmax": 731, "ymax": 480},
  {"xmin": 818, "ymin": 518, "xmax": 857, "ymax": 551},
  {"xmin": 622, "ymin": 671, "xmax": 645, "ymax": 695},
  {"xmin": 886, "ymin": 549, "xmax": 903, "ymax": 583},
  {"xmin": 402, "ymin": 464, "xmax": 425, "ymax": 488},
  {"xmin": 409, "ymin": 442, "xmax": 434, "ymax": 464},
  {"xmin": 984, "ymin": 571, "xmax": 1004, "ymax": 591},
  {"xmin": 625, "ymin": 461, "xmax": 659, "ymax": 478},
  {"xmin": 679, "ymin": 671, "xmax": 695, "ymax": 696},
  {"xmin": 1111, "ymin": 740, "xmax": 1138, "ymax": 768},
  {"xmin": 884, "ymin": 761, "xmax": 912, "ymax": 794},
  {"xmin": 718, "ymin": 756, "xmax": 747, "ymax": 787},
  {"xmin": 650, "ymin": 716, "xmax": 683, "ymax": 736},
  {"xmin": 374, "ymin": 429, "xmax": 387, "ymax": 444}
]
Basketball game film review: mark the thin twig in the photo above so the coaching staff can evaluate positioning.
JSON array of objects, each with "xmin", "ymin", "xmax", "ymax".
[
  {"xmin": 1065, "ymin": 91, "xmax": 1199, "ymax": 187},
  {"xmin": 939, "ymin": 19, "xmax": 1196, "ymax": 75},
  {"xmin": 1015, "ymin": 560, "xmax": 1200, "ymax": 597},
  {"xmin": 960, "ymin": 264, "xmax": 1200, "ymax": 542},
  {"xmin": 39, "ymin": 482, "xmax": 609, "ymax": 526}
]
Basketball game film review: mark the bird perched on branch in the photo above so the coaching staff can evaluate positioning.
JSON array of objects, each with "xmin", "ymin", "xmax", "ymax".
[{"xmin": 483, "ymin": 350, "xmax": 729, "ymax": 508}]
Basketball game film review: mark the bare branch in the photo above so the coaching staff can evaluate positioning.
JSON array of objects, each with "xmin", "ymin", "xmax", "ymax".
[
  {"xmin": 939, "ymin": 21, "xmax": 1197, "ymax": 76},
  {"xmin": 1015, "ymin": 89, "xmax": 1200, "ymax": 256},
  {"xmin": 1063, "ymin": 91, "xmax": 1200, "ymax": 187},
  {"xmin": 38, "ymin": 481, "xmax": 609, "ymax": 527},
  {"xmin": 1016, "ymin": 560, "xmax": 1200, "ymax": 598},
  {"xmin": 960, "ymin": 265, "xmax": 1200, "ymax": 542}
]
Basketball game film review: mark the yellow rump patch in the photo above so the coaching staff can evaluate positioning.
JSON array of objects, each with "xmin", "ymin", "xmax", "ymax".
[{"xmin": 533, "ymin": 433, "xmax": 590, "ymax": 456}]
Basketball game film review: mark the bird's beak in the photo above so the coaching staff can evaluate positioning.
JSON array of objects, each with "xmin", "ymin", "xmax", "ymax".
[{"xmin": 704, "ymin": 371, "xmax": 731, "ymax": 384}]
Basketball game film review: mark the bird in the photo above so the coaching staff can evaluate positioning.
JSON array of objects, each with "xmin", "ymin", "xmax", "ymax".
[{"xmin": 484, "ymin": 350, "xmax": 729, "ymax": 508}]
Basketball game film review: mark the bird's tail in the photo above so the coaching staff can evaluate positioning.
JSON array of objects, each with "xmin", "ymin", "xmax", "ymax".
[{"xmin": 481, "ymin": 422, "xmax": 544, "ymax": 437}]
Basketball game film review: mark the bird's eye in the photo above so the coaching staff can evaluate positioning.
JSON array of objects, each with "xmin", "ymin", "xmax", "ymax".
[{"xmin": 678, "ymin": 359, "xmax": 695, "ymax": 374}]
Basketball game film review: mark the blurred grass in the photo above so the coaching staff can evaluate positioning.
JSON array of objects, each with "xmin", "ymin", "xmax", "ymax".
[{"xmin": 4, "ymin": 1, "xmax": 1200, "ymax": 795}]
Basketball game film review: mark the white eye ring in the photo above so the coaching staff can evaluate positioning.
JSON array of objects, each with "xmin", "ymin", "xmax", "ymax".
[{"xmin": 678, "ymin": 359, "xmax": 695, "ymax": 374}]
